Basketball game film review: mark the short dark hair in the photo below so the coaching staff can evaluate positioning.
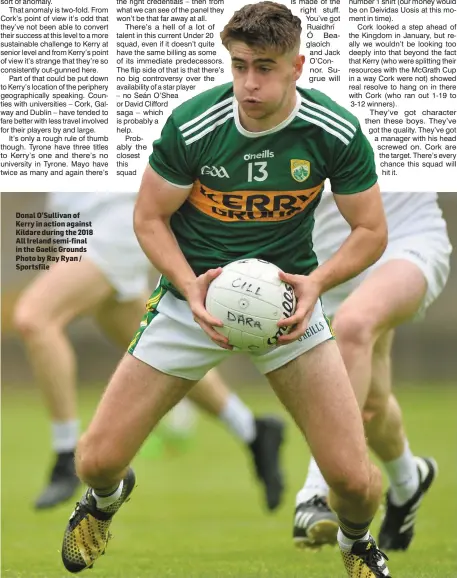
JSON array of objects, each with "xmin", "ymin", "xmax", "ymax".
[{"xmin": 220, "ymin": 2, "xmax": 302, "ymax": 54}]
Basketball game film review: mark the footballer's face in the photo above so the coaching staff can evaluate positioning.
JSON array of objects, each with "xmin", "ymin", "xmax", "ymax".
[{"xmin": 229, "ymin": 41, "xmax": 304, "ymax": 131}]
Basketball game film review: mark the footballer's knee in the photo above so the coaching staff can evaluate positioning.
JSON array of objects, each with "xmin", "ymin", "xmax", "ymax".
[
  {"xmin": 75, "ymin": 432, "xmax": 125, "ymax": 485},
  {"xmin": 13, "ymin": 290, "xmax": 67, "ymax": 340},
  {"xmin": 332, "ymin": 308, "xmax": 374, "ymax": 349},
  {"xmin": 329, "ymin": 463, "xmax": 382, "ymax": 513},
  {"xmin": 13, "ymin": 298, "xmax": 43, "ymax": 340},
  {"xmin": 327, "ymin": 466, "xmax": 372, "ymax": 505}
]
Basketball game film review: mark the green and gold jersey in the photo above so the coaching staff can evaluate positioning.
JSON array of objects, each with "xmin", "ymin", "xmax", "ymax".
[{"xmin": 149, "ymin": 82, "xmax": 377, "ymax": 293}]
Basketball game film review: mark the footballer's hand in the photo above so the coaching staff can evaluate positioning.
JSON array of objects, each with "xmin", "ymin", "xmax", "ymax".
[
  {"xmin": 276, "ymin": 272, "xmax": 321, "ymax": 344},
  {"xmin": 185, "ymin": 268, "xmax": 233, "ymax": 350}
]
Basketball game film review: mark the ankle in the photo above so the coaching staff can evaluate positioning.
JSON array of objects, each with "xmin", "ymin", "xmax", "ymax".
[
  {"xmin": 337, "ymin": 528, "xmax": 370, "ymax": 551},
  {"xmin": 92, "ymin": 481, "xmax": 123, "ymax": 509}
]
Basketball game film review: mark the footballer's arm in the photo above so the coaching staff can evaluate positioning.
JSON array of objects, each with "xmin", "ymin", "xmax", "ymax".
[
  {"xmin": 309, "ymin": 182, "xmax": 387, "ymax": 294},
  {"xmin": 134, "ymin": 164, "xmax": 197, "ymax": 297}
]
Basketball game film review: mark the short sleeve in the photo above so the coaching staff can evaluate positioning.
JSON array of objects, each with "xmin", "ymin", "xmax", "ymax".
[
  {"xmin": 329, "ymin": 127, "xmax": 378, "ymax": 194},
  {"xmin": 149, "ymin": 116, "xmax": 194, "ymax": 186}
]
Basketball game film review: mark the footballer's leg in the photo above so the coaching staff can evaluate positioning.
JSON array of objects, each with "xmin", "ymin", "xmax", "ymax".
[
  {"xmin": 267, "ymin": 340, "xmax": 391, "ymax": 578},
  {"xmin": 331, "ymin": 259, "xmax": 427, "ymax": 408},
  {"xmin": 13, "ymin": 260, "xmax": 115, "ymax": 509},
  {"xmin": 365, "ymin": 330, "xmax": 438, "ymax": 551},
  {"xmin": 143, "ymin": 368, "xmax": 285, "ymax": 511},
  {"xmin": 61, "ymin": 353, "xmax": 195, "ymax": 573},
  {"xmin": 61, "ymin": 285, "xmax": 235, "ymax": 573},
  {"xmin": 296, "ymin": 259, "xmax": 434, "ymax": 550},
  {"xmin": 99, "ymin": 295, "xmax": 286, "ymax": 511},
  {"xmin": 190, "ymin": 370, "xmax": 286, "ymax": 511},
  {"xmin": 97, "ymin": 292, "xmax": 198, "ymax": 453},
  {"xmin": 364, "ymin": 331, "xmax": 411, "ymax": 489}
]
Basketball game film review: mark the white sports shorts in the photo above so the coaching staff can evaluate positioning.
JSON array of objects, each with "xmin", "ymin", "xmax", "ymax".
[
  {"xmin": 320, "ymin": 231, "xmax": 452, "ymax": 319},
  {"xmin": 129, "ymin": 288, "xmax": 333, "ymax": 381},
  {"xmin": 81, "ymin": 199, "xmax": 151, "ymax": 302}
]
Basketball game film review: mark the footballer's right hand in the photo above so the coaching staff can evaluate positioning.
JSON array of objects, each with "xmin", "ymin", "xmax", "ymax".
[
  {"xmin": 184, "ymin": 268, "xmax": 233, "ymax": 350},
  {"xmin": 276, "ymin": 271, "xmax": 321, "ymax": 344}
]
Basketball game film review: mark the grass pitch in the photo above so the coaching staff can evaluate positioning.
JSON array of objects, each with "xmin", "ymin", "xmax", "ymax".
[{"xmin": 2, "ymin": 384, "xmax": 456, "ymax": 577}]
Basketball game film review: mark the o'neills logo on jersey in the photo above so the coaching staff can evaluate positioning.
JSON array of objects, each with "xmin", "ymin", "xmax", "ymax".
[
  {"xmin": 188, "ymin": 180, "xmax": 323, "ymax": 222},
  {"xmin": 243, "ymin": 150, "xmax": 275, "ymax": 161}
]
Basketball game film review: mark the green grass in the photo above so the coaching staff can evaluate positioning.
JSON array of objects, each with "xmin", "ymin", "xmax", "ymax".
[{"xmin": 2, "ymin": 384, "xmax": 457, "ymax": 577}]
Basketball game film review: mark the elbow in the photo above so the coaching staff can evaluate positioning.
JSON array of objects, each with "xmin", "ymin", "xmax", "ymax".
[
  {"xmin": 133, "ymin": 205, "xmax": 146, "ymax": 241},
  {"xmin": 133, "ymin": 206, "xmax": 168, "ymax": 242},
  {"xmin": 133, "ymin": 204, "xmax": 143, "ymax": 229},
  {"xmin": 133, "ymin": 205, "xmax": 157, "ymax": 245},
  {"xmin": 374, "ymin": 222, "xmax": 388, "ymax": 262}
]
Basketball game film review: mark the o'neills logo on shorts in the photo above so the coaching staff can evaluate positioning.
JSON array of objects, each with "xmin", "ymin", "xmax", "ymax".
[
  {"xmin": 300, "ymin": 321, "xmax": 325, "ymax": 340},
  {"xmin": 188, "ymin": 180, "xmax": 323, "ymax": 222}
]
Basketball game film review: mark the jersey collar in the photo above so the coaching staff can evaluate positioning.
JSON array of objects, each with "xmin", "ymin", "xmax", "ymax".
[{"xmin": 233, "ymin": 90, "xmax": 301, "ymax": 138}]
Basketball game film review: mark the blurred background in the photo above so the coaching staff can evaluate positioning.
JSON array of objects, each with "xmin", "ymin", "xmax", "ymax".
[{"xmin": 2, "ymin": 191, "xmax": 457, "ymax": 385}]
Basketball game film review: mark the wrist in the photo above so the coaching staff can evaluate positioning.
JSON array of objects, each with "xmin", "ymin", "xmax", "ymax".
[
  {"xmin": 180, "ymin": 276, "xmax": 197, "ymax": 301},
  {"xmin": 307, "ymin": 271, "xmax": 325, "ymax": 297}
]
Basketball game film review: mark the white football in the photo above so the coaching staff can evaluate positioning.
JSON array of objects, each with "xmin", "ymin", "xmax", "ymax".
[{"xmin": 205, "ymin": 259, "xmax": 296, "ymax": 353}]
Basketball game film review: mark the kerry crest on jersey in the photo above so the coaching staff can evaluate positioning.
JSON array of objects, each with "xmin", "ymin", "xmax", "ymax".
[{"xmin": 290, "ymin": 159, "xmax": 310, "ymax": 183}]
